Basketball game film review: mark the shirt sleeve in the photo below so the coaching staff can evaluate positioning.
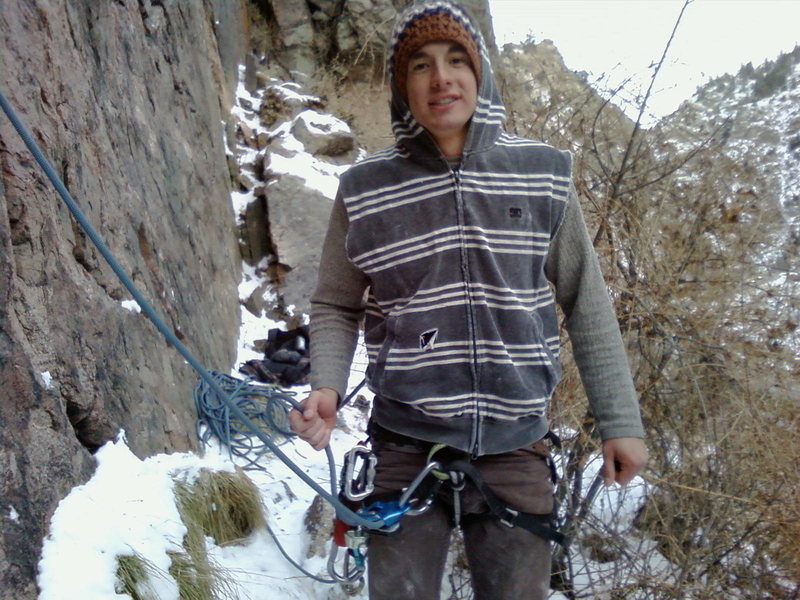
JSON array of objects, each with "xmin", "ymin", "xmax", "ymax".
[
  {"xmin": 308, "ymin": 192, "xmax": 370, "ymax": 402},
  {"xmin": 545, "ymin": 187, "xmax": 645, "ymax": 440}
]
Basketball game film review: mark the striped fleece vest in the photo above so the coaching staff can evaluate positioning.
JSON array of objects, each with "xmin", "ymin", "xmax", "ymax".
[{"xmin": 338, "ymin": 1, "xmax": 572, "ymax": 454}]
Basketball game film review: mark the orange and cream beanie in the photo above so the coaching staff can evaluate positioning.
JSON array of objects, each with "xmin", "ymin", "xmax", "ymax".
[{"xmin": 389, "ymin": 2, "xmax": 483, "ymax": 101}]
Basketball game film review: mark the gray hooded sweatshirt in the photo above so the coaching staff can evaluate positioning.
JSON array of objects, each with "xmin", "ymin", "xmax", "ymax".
[{"xmin": 309, "ymin": 1, "xmax": 644, "ymax": 456}]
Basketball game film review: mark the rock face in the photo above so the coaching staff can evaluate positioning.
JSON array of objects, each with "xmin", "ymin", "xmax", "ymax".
[
  {"xmin": 229, "ymin": 77, "xmax": 354, "ymax": 320},
  {"xmin": 263, "ymin": 0, "xmax": 497, "ymax": 78},
  {"xmin": 0, "ymin": 1, "xmax": 246, "ymax": 597}
]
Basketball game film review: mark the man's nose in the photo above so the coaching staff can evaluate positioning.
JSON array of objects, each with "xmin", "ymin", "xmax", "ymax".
[{"xmin": 430, "ymin": 62, "xmax": 451, "ymax": 88}]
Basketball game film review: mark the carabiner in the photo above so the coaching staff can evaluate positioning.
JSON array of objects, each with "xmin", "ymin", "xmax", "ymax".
[
  {"xmin": 341, "ymin": 444, "xmax": 377, "ymax": 501},
  {"xmin": 398, "ymin": 460, "xmax": 442, "ymax": 507},
  {"xmin": 327, "ymin": 530, "xmax": 367, "ymax": 594}
]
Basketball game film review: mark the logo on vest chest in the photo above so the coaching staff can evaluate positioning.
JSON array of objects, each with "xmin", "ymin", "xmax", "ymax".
[
  {"xmin": 419, "ymin": 329, "xmax": 438, "ymax": 352},
  {"xmin": 509, "ymin": 207, "xmax": 523, "ymax": 218}
]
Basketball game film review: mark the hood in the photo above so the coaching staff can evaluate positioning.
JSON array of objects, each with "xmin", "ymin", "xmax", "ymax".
[{"xmin": 387, "ymin": 1, "xmax": 506, "ymax": 160}]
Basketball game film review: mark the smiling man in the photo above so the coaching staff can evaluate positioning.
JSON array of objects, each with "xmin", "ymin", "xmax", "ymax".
[
  {"xmin": 288, "ymin": 2, "xmax": 647, "ymax": 599},
  {"xmin": 403, "ymin": 40, "xmax": 478, "ymax": 156}
]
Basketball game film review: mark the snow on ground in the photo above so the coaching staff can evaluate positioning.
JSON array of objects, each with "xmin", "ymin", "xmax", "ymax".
[{"xmin": 36, "ymin": 68, "xmax": 658, "ymax": 600}]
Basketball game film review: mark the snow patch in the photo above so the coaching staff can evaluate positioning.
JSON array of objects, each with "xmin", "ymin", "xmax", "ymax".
[
  {"xmin": 295, "ymin": 110, "xmax": 351, "ymax": 136},
  {"xmin": 121, "ymin": 299, "xmax": 142, "ymax": 313},
  {"xmin": 40, "ymin": 371, "xmax": 53, "ymax": 389},
  {"xmin": 267, "ymin": 140, "xmax": 348, "ymax": 199}
]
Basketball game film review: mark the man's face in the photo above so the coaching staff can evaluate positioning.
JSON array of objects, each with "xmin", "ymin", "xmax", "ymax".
[{"xmin": 405, "ymin": 41, "xmax": 478, "ymax": 157}]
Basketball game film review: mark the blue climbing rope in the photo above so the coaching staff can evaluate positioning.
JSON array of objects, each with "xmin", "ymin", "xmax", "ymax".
[
  {"xmin": 0, "ymin": 87, "xmax": 384, "ymax": 531},
  {"xmin": 265, "ymin": 521, "xmax": 337, "ymax": 585},
  {"xmin": 193, "ymin": 372, "xmax": 343, "ymax": 583},
  {"xmin": 192, "ymin": 371, "xmax": 297, "ymax": 468}
]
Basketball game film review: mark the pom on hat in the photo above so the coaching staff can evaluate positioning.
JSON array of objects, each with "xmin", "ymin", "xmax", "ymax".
[{"xmin": 392, "ymin": 8, "xmax": 481, "ymax": 100}]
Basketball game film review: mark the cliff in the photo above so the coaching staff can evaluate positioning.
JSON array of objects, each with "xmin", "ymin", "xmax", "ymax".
[{"xmin": 0, "ymin": 2, "xmax": 245, "ymax": 597}]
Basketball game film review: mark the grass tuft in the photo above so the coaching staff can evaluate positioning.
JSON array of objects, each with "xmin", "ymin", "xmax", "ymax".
[
  {"xmin": 114, "ymin": 467, "xmax": 262, "ymax": 599},
  {"xmin": 114, "ymin": 554, "xmax": 160, "ymax": 600},
  {"xmin": 174, "ymin": 467, "xmax": 265, "ymax": 547}
]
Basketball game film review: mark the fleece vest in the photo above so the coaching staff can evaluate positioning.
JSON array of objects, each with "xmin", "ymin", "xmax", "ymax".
[
  {"xmin": 334, "ymin": 0, "xmax": 572, "ymax": 455},
  {"xmin": 337, "ymin": 138, "xmax": 571, "ymax": 455}
]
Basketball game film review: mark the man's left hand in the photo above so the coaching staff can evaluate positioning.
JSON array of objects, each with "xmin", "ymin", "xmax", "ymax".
[{"xmin": 601, "ymin": 437, "xmax": 648, "ymax": 487}]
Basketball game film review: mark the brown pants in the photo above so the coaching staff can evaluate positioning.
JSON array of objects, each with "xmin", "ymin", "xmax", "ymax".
[{"xmin": 366, "ymin": 438, "xmax": 555, "ymax": 600}]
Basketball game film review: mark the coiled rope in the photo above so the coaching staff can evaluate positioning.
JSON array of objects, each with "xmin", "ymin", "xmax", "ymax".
[
  {"xmin": 193, "ymin": 371, "xmax": 297, "ymax": 469},
  {"xmin": 0, "ymin": 87, "xmax": 384, "ymax": 533}
]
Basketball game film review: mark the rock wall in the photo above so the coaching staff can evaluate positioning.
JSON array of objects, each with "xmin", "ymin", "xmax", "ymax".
[
  {"xmin": 262, "ymin": 0, "xmax": 496, "ymax": 78},
  {"xmin": 0, "ymin": 1, "xmax": 247, "ymax": 598}
]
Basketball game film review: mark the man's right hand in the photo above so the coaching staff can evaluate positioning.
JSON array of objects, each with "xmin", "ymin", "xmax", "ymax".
[{"xmin": 287, "ymin": 387, "xmax": 339, "ymax": 450}]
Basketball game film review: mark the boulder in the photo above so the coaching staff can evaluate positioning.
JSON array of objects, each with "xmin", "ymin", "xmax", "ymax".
[
  {"xmin": 237, "ymin": 194, "xmax": 271, "ymax": 267},
  {"xmin": 303, "ymin": 494, "xmax": 335, "ymax": 559},
  {"xmin": 291, "ymin": 110, "xmax": 357, "ymax": 162},
  {"xmin": 266, "ymin": 174, "xmax": 334, "ymax": 313}
]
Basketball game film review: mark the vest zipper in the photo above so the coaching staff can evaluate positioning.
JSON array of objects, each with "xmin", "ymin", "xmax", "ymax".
[{"xmin": 451, "ymin": 166, "xmax": 482, "ymax": 458}]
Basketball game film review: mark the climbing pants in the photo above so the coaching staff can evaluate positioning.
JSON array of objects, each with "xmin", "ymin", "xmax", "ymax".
[{"xmin": 366, "ymin": 434, "xmax": 555, "ymax": 600}]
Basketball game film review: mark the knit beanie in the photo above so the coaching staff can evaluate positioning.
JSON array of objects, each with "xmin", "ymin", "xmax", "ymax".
[{"xmin": 392, "ymin": 7, "xmax": 481, "ymax": 101}]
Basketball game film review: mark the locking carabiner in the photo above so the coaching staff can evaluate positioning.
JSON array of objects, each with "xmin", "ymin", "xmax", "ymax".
[
  {"xmin": 399, "ymin": 460, "xmax": 443, "ymax": 515},
  {"xmin": 341, "ymin": 444, "xmax": 377, "ymax": 502}
]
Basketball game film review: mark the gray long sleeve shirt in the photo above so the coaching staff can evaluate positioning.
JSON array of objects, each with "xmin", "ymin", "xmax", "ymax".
[{"xmin": 307, "ymin": 1, "xmax": 643, "ymax": 455}]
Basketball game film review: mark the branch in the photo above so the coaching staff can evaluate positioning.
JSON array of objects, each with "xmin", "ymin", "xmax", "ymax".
[{"xmin": 610, "ymin": 0, "xmax": 693, "ymax": 200}]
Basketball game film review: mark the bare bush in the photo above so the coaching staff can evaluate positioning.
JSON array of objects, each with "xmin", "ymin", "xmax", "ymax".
[{"xmin": 497, "ymin": 5, "xmax": 799, "ymax": 597}]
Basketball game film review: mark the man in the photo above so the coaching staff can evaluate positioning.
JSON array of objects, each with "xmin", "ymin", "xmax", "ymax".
[{"xmin": 289, "ymin": 2, "xmax": 647, "ymax": 599}]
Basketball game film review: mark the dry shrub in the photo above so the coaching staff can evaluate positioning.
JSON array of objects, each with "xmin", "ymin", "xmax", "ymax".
[
  {"xmin": 310, "ymin": 65, "xmax": 394, "ymax": 155},
  {"xmin": 497, "ymin": 38, "xmax": 800, "ymax": 599}
]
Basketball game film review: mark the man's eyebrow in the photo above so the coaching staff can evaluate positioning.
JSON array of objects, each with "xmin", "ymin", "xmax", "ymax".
[
  {"xmin": 409, "ymin": 42, "xmax": 467, "ymax": 61},
  {"xmin": 409, "ymin": 49, "xmax": 431, "ymax": 61}
]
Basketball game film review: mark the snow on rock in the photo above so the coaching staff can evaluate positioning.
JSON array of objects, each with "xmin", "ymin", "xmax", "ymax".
[
  {"xmin": 40, "ymin": 371, "xmax": 53, "ymax": 390},
  {"xmin": 291, "ymin": 110, "xmax": 357, "ymax": 163},
  {"xmin": 120, "ymin": 299, "xmax": 142, "ymax": 313},
  {"xmin": 229, "ymin": 66, "xmax": 358, "ymax": 316}
]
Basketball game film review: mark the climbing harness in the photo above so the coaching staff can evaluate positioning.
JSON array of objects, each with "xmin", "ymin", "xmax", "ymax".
[
  {"xmin": 445, "ymin": 459, "xmax": 568, "ymax": 546},
  {"xmin": 326, "ymin": 436, "xmax": 568, "ymax": 590}
]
